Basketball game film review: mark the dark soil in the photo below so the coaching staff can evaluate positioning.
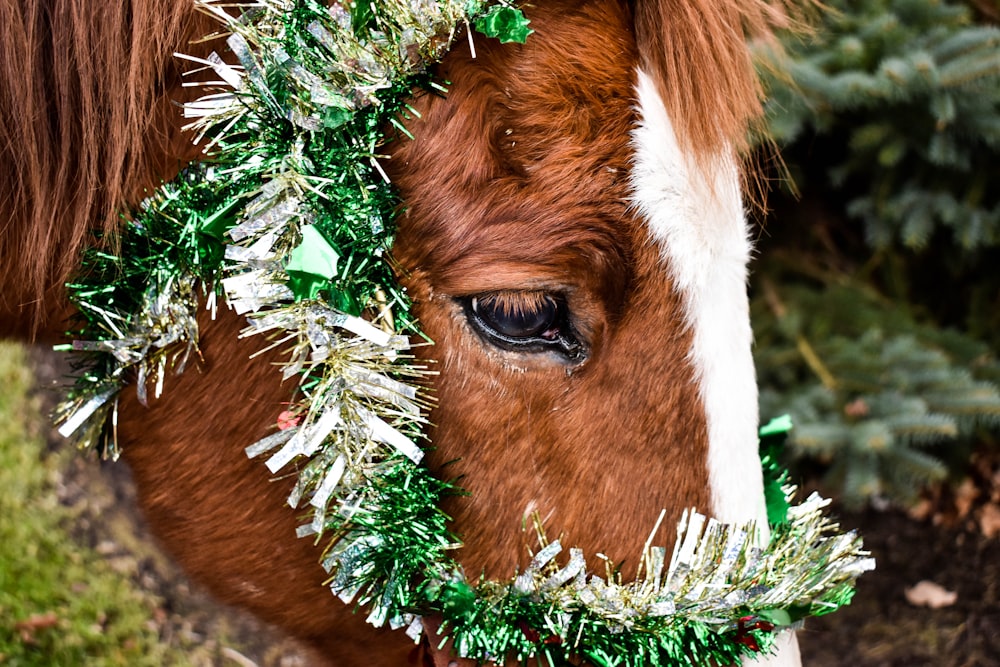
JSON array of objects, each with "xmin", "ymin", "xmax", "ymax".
[
  {"xmin": 799, "ymin": 509, "xmax": 1000, "ymax": 667},
  {"xmin": 27, "ymin": 347, "xmax": 1000, "ymax": 666}
]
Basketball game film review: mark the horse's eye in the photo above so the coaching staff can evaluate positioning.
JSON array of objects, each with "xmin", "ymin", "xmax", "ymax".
[{"xmin": 461, "ymin": 291, "xmax": 585, "ymax": 361}]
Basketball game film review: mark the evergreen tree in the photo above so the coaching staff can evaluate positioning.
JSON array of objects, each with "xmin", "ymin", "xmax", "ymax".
[
  {"xmin": 759, "ymin": 0, "xmax": 1000, "ymax": 250},
  {"xmin": 752, "ymin": 0, "xmax": 1000, "ymax": 507},
  {"xmin": 754, "ymin": 281, "xmax": 1000, "ymax": 507}
]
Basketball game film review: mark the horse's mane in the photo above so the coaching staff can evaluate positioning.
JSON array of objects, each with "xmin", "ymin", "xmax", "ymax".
[
  {"xmin": 633, "ymin": 0, "xmax": 795, "ymax": 159},
  {"xmin": 0, "ymin": 0, "xmax": 793, "ymax": 333},
  {"xmin": 0, "ymin": 0, "xmax": 205, "ymax": 332}
]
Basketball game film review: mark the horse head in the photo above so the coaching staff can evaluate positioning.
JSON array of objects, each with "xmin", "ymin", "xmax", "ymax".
[
  {"xmin": 390, "ymin": 0, "xmax": 767, "ymax": 578},
  {"xmin": 384, "ymin": 3, "xmax": 803, "ymax": 663}
]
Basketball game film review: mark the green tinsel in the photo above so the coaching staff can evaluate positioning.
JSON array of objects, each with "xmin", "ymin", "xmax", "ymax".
[
  {"xmin": 56, "ymin": 2, "xmax": 873, "ymax": 665},
  {"xmin": 316, "ymin": 425, "xmax": 872, "ymax": 667},
  {"xmin": 760, "ymin": 415, "xmax": 793, "ymax": 526}
]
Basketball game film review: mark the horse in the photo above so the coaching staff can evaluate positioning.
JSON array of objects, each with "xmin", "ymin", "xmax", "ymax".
[{"xmin": 0, "ymin": 0, "xmax": 806, "ymax": 664}]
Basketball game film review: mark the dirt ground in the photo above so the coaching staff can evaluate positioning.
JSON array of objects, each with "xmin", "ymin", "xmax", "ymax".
[
  {"xmin": 799, "ymin": 509, "xmax": 1000, "ymax": 667},
  {"xmin": 28, "ymin": 348, "xmax": 1000, "ymax": 666}
]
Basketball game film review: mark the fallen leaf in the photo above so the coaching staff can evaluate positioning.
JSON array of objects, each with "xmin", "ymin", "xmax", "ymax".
[
  {"xmin": 844, "ymin": 398, "xmax": 869, "ymax": 418},
  {"xmin": 14, "ymin": 612, "xmax": 59, "ymax": 645},
  {"xmin": 14, "ymin": 612, "xmax": 59, "ymax": 631},
  {"xmin": 979, "ymin": 503, "xmax": 1000, "ymax": 539},
  {"xmin": 905, "ymin": 580, "xmax": 958, "ymax": 609},
  {"xmin": 954, "ymin": 478, "xmax": 980, "ymax": 519},
  {"xmin": 908, "ymin": 498, "xmax": 934, "ymax": 521}
]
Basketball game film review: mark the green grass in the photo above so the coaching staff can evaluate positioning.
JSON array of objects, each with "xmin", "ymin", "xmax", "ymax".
[{"xmin": 0, "ymin": 342, "xmax": 192, "ymax": 666}]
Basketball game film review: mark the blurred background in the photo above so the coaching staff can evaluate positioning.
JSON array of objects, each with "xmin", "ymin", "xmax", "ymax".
[
  {"xmin": 750, "ymin": 0, "xmax": 1000, "ymax": 662},
  {"xmin": 2, "ymin": 0, "xmax": 999, "ymax": 664}
]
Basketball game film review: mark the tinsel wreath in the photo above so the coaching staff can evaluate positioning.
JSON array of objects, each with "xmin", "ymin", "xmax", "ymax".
[{"xmin": 56, "ymin": 1, "xmax": 874, "ymax": 665}]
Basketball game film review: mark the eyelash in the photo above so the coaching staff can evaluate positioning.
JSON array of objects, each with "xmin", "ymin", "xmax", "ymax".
[{"xmin": 459, "ymin": 291, "xmax": 586, "ymax": 362}]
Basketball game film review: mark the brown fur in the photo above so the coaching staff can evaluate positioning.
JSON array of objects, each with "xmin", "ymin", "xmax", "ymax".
[
  {"xmin": 116, "ymin": 307, "xmax": 415, "ymax": 664},
  {"xmin": 0, "ymin": 0, "xmax": 792, "ymax": 664},
  {"xmin": 0, "ymin": 0, "xmax": 209, "ymax": 335},
  {"xmin": 632, "ymin": 0, "xmax": 795, "ymax": 159},
  {"xmin": 388, "ymin": 0, "xmax": 710, "ymax": 582}
]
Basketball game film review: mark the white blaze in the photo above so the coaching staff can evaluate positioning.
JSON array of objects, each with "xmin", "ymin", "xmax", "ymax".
[
  {"xmin": 629, "ymin": 69, "xmax": 801, "ymax": 666},
  {"xmin": 629, "ymin": 69, "xmax": 763, "ymax": 525}
]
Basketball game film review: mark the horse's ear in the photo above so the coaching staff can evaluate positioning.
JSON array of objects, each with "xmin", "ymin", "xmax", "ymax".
[{"xmin": 632, "ymin": 0, "xmax": 796, "ymax": 158}]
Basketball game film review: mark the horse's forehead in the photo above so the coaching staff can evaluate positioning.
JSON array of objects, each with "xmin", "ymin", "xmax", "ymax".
[{"xmin": 388, "ymin": 0, "xmax": 641, "ymax": 296}]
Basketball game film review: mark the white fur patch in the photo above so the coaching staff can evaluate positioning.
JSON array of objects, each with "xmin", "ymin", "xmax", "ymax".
[
  {"xmin": 629, "ymin": 68, "xmax": 801, "ymax": 666},
  {"xmin": 629, "ymin": 69, "xmax": 764, "ymax": 526}
]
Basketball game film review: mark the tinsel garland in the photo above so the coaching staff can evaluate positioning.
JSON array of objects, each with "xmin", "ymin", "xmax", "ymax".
[{"xmin": 56, "ymin": 1, "xmax": 874, "ymax": 665}]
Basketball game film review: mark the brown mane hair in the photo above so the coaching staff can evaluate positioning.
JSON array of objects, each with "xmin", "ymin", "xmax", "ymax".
[
  {"xmin": 633, "ymin": 0, "xmax": 795, "ymax": 159},
  {"xmin": 0, "ymin": 0, "xmax": 204, "ymax": 333}
]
